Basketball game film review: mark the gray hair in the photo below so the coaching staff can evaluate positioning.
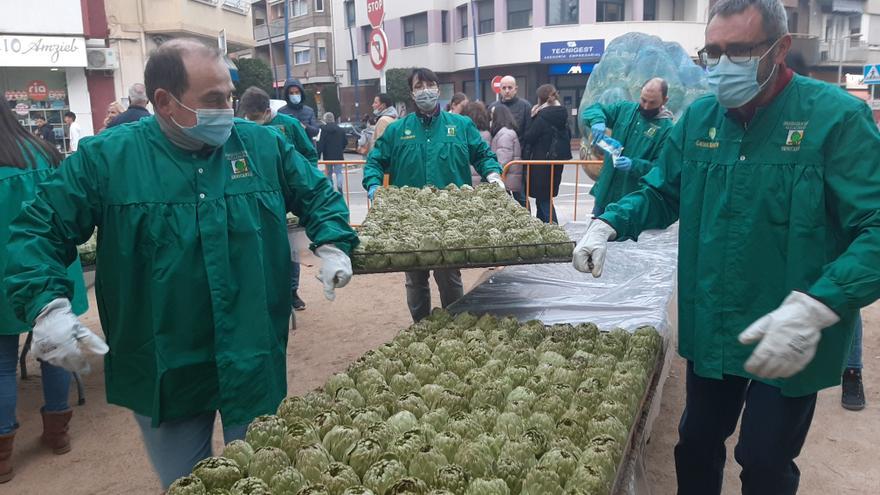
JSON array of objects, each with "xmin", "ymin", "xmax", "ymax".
[
  {"xmin": 709, "ymin": 0, "xmax": 789, "ymax": 41},
  {"xmin": 323, "ymin": 112, "xmax": 335, "ymax": 123},
  {"xmin": 129, "ymin": 82, "xmax": 149, "ymax": 105}
]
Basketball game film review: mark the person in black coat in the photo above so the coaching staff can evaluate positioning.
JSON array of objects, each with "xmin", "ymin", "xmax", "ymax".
[
  {"xmin": 107, "ymin": 83, "xmax": 152, "ymax": 128},
  {"xmin": 522, "ymin": 84, "xmax": 572, "ymax": 224},
  {"xmin": 317, "ymin": 112, "xmax": 348, "ymax": 193}
]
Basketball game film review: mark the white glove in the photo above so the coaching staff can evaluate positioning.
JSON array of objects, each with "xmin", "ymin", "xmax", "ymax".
[
  {"xmin": 486, "ymin": 172, "xmax": 507, "ymax": 191},
  {"xmin": 315, "ymin": 244, "xmax": 353, "ymax": 301},
  {"xmin": 572, "ymin": 219, "xmax": 617, "ymax": 277},
  {"xmin": 738, "ymin": 291, "xmax": 840, "ymax": 379},
  {"xmin": 33, "ymin": 298, "xmax": 109, "ymax": 375}
]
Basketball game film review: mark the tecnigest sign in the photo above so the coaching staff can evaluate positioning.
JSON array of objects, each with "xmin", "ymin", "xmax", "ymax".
[{"xmin": 0, "ymin": 35, "xmax": 87, "ymax": 67}]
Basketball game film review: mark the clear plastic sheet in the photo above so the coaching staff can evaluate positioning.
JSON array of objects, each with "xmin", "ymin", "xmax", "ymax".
[{"xmin": 448, "ymin": 222, "xmax": 679, "ymax": 337}]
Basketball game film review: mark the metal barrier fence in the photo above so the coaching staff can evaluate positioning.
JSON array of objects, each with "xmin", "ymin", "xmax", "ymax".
[{"xmin": 502, "ymin": 160, "xmax": 603, "ymax": 223}]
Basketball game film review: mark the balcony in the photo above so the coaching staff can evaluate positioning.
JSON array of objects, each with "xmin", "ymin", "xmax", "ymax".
[
  {"xmin": 254, "ymin": 20, "xmax": 287, "ymax": 43},
  {"xmin": 222, "ymin": 0, "xmax": 250, "ymax": 15},
  {"xmin": 820, "ymin": 39, "xmax": 870, "ymax": 64},
  {"xmin": 790, "ymin": 33, "xmax": 821, "ymax": 66}
]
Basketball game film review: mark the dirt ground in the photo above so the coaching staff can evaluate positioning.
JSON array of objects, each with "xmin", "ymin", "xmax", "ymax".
[{"xmin": 7, "ymin": 250, "xmax": 880, "ymax": 494}]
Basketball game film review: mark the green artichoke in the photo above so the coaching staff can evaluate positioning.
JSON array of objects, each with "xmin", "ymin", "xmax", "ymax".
[
  {"xmin": 269, "ymin": 467, "xmax": 307, "ymax": 495},
  {"xmin": 248, "ymin": 447, "xmax": 290, "ymax": 485},
  {"xmin": 345, "ymin": 437, "xmax": 385, "ymax": 479},
  {"xmin": 386, "ymin": 477, "xmax": 429, "ymax": 495},
  {"xmin": 453, "ymin": 442, "xmax": 494, "ymax": 479},
  {"xmin": 245, "ymin": 415, "xmax": 287, "ymax": 450},
  {"xmin": 295, "ymin": 443, "xmax": 334, "ymax": 483},
  {"xmin": 222, "ymin": 440, "xmax": 256, "ymax": 475},
  {"xmin": 362, "ymin": 458, "xmax": 408, "ymax": 495},
  {"xmin": 408, "ymin": 445, "xmax": 449, "ymax": 485},
  {"xmin": 281, "ymin": 419, "xmax": 322, "ymax": 461},
  {"xmin": 434, "ymin": 464, "xmax": 470, "ymax": 495},
  {"xmin": 537, "ymin": 448, "xmax": 579, "ymax": 486},
  {"xmin": 464, "ymin": 478, "xmax": 510, "ymax": 495},
  {"xmin": 167, "ymin": 475, "xmax": 207, "ymax": 495},
  {"xmin": 193, "ymin": 456, "xmax": 243, "ymax": 491},
  {"xmin": 341, "ymin": 487, "xmax": 377, "ymax": 495},
  {"xmin": 230, "ymin": 476, "xmax": 271, "ymax": 495},
  {"xmin": 520, "ymin": 466, "xmax": 563, "ymax": 495},
  {"xmin": 322, "ymin": 425, "xmax": 362, "ymax": 462},
  {"xmin": 320, "ymin": 462, "xmax": 361, "ymax": 495}
]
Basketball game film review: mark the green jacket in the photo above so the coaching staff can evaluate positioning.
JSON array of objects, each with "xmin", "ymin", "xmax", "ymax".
[
  {"xmin": 4, "ymin": 117, "xmax": 358, "ymax": 426},
  {"xmin": 600, "ymin": 75, "xmax": 880, "ymax": 396},
  {"xmin": 363, "ymin": 111, "xmax": 502, "ymax": 189},
  {"xmin": 582, "ymin": 101, "xmax": 673, "ymax": 213},
  {"xmin": 269, "ymin": 113, "xmax": 318, "ymax": 168},
  {"xmin": 1, "ymin": 153, "xmax": 87, "ymax": 334}
]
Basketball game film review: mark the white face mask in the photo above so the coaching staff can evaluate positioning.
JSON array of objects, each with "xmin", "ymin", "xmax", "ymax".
[
  {"xmin": 413, "ymin": 88, "xmax": 440, "ymax": 113},
  {"xmin": 706, "ymin": 39, "xmax": 779, "ymax": 108},
  {"xmin": 169, "ymin": 94, "xmax": 234, "ymax": 147}
]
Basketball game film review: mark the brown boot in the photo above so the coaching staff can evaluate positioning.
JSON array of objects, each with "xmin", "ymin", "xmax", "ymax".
[
  {"xmin": 40, "ymin": 409, "xmax": 72, "ymax": 455},
  {"xmin": 0, "ymin": 431, "xmax": 14, "ymax": 483}
]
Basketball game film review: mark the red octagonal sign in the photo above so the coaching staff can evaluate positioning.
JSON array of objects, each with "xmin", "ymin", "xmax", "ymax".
[{"xmin": 366, "ymin": 0, "xmax": 384, "ymax": 28}]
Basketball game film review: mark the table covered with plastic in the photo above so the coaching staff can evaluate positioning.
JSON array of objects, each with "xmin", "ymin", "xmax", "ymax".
[{"xmin": 449, "ymin": 221, "xmax": 680, "ymax": 495}]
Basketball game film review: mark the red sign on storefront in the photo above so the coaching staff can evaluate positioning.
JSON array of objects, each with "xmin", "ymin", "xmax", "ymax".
[
  {"xmin": 27, "ymin": 80, "xmax": 49, "ymax": 101},
  {"xmin": 366, "ymin": 0, "xmax": 384, "ymax": 28}
]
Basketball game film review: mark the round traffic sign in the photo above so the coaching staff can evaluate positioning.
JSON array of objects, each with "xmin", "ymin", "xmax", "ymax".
[
  {"xmin": 492, "ymin": 75, "xmax": 503, "ymax": 94},
  {"xmin": 369, "ymin": 28, "xmax": 389, "ymax": 71}
]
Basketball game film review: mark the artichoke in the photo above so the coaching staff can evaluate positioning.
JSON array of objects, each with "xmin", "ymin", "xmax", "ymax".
[
  {"xmin": 168, "ymin": 475, "xmax": 207, "ymax": 495},
  {"xmin": 278, "ymin": 397, "xmax": 316, "ymax": 425},
  {"xmin": 434, "ymin": 464, "xmax": 470, "ymax": 495},
  {"xmin": 281, "ymin": 419, "xmax": 322, "ymax": 461},
  {"xmin": 531, "ymin": 394, "xmax": 565, "ymax": 422},
  {"xmin": 362, "ymin": 458, "xmax": 408, "ymax": 495},
  {"xmin": 520, "ymin": 466, "xmax": 563, "ymax": 495},
  {"xmin": 464, "ymin": 478, "xmax": 510, "ymax": 495},
  {"xmin": 345, "ymin": 437, "xmax": 385, "ymax": 479},
  {"xmin": 390, "ymin": 373, "xmax": 422, "ymax": 396},
  {"xmin": 493, "ymin": 457, "xmax": 524, "ymax": 494},
  {"xmin": 322, "ymin": 425, "xmax": 362, "ymax": 462},
  {"xmin": 396, "ymin": 392, "xmax": 429, "ymax": 419},
  {"xmin": 421, "ymin": 408, "xmax": 450, "ymax": 431},
  {"xmin": 493, "ymin": 412, "xmax": 526, "ymax": 438},
  {"xmin": 248, "ymin": 447, "xmax": 290, "ymax": 485},
  {"xmin": 223, "ymin": 440, "xmax": 256, "ymax": 475},
  {"xmin": 387, "ymin": 410, "xmax": 419, "ymax": 436},
  {"xmin": 320, "ymin": 462, "xmax": 361, "ymax": 495},
  {"xmin": 355, "ymin": 369, "xmax": 388, "ymax": 397},
  {"xmin": 409, "ymin": 445, "xmax": 449, "ymax": 485},
  {"xmin": 446, "ymin": 414, "xmax": 484, "ymax": 441},
  {"xmin": 436, "ymin": 389, "xmax": 469, "ymax": 415},
  {"xmin": 498, "ymin": 439, "xmax": 536, "ymax": 469},
  {"xmin": 565, "ymin": 464, "xmax": 611, "ymax": 495},
  {"xmin": 537, "ymin": 449, "xmax": 579, "ymax": 486},
  {"xmin": 388, "ymin": 429, "xmax": 428, "ymax": 461},
  {"xmin": 341, "ymin": 488, "xmax": 377, "ymax": 495},
  {"xmin": 350, "ymin": 408, "xmax": 386, "ymax": 432},
  {"xmin": 471, "ymin": 406, "xmax": 500, "ymax": 433},
  {"xmin": 453, "ymin": 442, "xmax": 494, "ymax": 479},
  {"xmin": 326, "ymin": 373, "xmax": 357, "ymax": 397},
  {"xmin": 295, "ymin": 443, "xmax": 334, "ymax": 483},
  {"xmin": 314, "ymin": 411, "xmax": 347, "ymax": 440},
  {"xmin": 245, "ymin": 415, "xmax": 287, "ymax": 450},
  {"xmin": 526, "ymin": 412, "xmax": 556, "ymax": 439},
  {"xmin": 270, "ymin": 467, "xmax": 307, "ymax": 495},
  {"xmin": 434, "ymin": 431, "xmax": 463, "ymax": 462},
  {"xmin": 386, "ymin": 477, "xmax": 429, "ymax": 495},
  {"xmin": 296, "ymin": 484, "xmax": 331, "ymax": 495},
  {"xmin": 554, "ymin": 418, "xmax": 586, "ymax": 444},
  {"xmin": 193, "ymin": 457, "xmax": 243, "ymax": 491},
  {"xmin": 230, "ymin": 477, "xmax": 271, "ymax": 495}
]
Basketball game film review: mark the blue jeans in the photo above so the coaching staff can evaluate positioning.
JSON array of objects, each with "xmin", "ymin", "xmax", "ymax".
[
  {"xmin": 536, "ymin": 198, "xmax": 558, "ymax": 224},
  {"xmin": 325, "ymin": 164, "xmax": 344, "ymax": 192},
  {"xmin": 847, "ymin": 314, "xmax": 863, "ymax": 370},
  {"xmin": 674, "ymin": 361, "xmax": 816, "ymax": 495},
  {"xmin": 512, "ymin": 191, "xmax": 528, "ymax": 208},
  {"xmin": 290, "ymin": 261, "xmax": 300, "ymax": 294},
  {"xmin": 0, "ymin": 334, "xmax": 71, "ymax": 435},
  {"xmin": 134, "ymin": 412, "xmax": 249, "ymax": 489}
]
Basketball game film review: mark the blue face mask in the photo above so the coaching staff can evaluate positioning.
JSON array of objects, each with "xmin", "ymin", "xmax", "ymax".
[
  {"xmin": 289, "ymin": 93, "xmax": 302, "ymax": 105},
  {"xmin": 170, "ymin": 95, "xmax": 234, "ymax": 147},
  {"xmin": 706, "ymin": 43, "xmax": 778, "ymax": 108}
]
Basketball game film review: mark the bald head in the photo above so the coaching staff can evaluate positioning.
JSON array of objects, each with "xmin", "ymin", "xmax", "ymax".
[
  {"xmin": 639, "ymin": 78, "xmax": 669, "ymax": 115},
  {"xmin": 145, "ymin": 38, "xmax": 233, "ymax": 127},
  {"xmin": 500, "ymin": 75, "xmax": 518, "ymax": 102}
]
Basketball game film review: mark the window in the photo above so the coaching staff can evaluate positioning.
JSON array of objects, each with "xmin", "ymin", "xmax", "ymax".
[
  {"xmin": 441, "ymin": 10, "xmax": 449, "ymax": 43},
  {"xmin": 318, "ymin": 39, "xmax": 327, "ymax": 62},
  {"xmin": 597, "ymin": 0, "xmax": 624, "ymax": 22},
  {"xmin": 344, "ymin": 0, "xmax": 355, "ymax": 28},
  {"xmin": 361, "ymin": 25, "xmax": 372, "ymax": 54},
  {"xmin": 272, "ymin": 3, "xmax": 283, "ymax": 19},
  {"xmin": 403, "ymin": 13, "xmax": 428, "ymax": 47},
  {"xmin": 294, "ymin": 47, "xmax": 311, "ymax": 65},
  {"xmin": 507, "ymin": 0, "xmax": 532, "ymax": 29},
  {"xmin": 458, "ymin": 5, "xmax": 469, "ymax": 38},
  {"xmin": 348, "ymin": 59, "xmax": 359, "ymax": 85},
  {"xmin": 314, "ymin": 0, "xmax": 323, "ymax": 12},
  {"xmin": 644, "ymin": 0, "xmax": 657, "ymax": 21},
  {"xmin": 477, "ymin": 0, "xmax": 494, "ymax": 34},
  {"xmin": 547, "ymin": 0, "xmax": 578, "ymax": 26},
  {"xmin": 290, "ymin": 0, "xmax": 308, "ymax": 17}
]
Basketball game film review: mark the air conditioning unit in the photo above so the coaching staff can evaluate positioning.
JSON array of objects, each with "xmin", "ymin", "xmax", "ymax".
[{"xmin": 86, "ymin": 48, "xmax": 119, "ymax": 70}]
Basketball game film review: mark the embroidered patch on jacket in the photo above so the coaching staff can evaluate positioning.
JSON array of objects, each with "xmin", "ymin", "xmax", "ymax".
[
  {"xmin": 226, "ymin": 151, "xmax": 253, "ymax": 179},
  {"xmin": 446, "ymin": 126, "xmax": 456, "ymax": 137},
  {"xmin": 781, "ymin": 121, "xmax": 808, "ymax": 152}
]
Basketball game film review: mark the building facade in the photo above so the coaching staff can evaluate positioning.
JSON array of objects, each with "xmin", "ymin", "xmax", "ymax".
[
  {"xmin": 331, "ymin": 0, "xmax": 712, "ymax": 124},
  {"xmin": 0, "ymin": 0, "xmax": 114, "ymax": 148},
  {"xmin": 105, "ymin": 0, "xmax": 255, "ymax": 116},
  {"xmin": 250, "ymin": 0, "xmax": 337, "ymax": 112}
]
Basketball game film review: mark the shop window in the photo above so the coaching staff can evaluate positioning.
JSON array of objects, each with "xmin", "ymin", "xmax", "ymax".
[
  {"xmin": 403, "ymin": 13, "xmax": 428, "ymax": 47},
  {"xmin": 547, "ymin": 0, "xmax": 578, "ymax": 26},
  {"xmin": 508, "ymin": 0, "xmax": 532, "ymax": 29}
]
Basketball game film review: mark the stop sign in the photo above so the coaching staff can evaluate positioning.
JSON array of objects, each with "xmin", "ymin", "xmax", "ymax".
[
  {"xmin": 366, "ymin": 0, "xmax": 384, "ymax": 28},
  {"xmin": 492, "ymin": 76, "xmax": 504, "ymax": 94}
]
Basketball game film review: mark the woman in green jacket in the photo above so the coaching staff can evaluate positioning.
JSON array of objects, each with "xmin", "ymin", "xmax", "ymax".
[{"xmin": 0, "ymin": 102, "xmax": 89, "ymax": 483}]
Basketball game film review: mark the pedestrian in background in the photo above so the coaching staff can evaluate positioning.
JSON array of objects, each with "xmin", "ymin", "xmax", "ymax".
[
  {"xmin": 101, "ymin": 101, "xmax": 124, "ymax": 132},
  {"xmin": 446, "ymin": 93, "xmax": 468, "ymax": 114},
  {"xmin": 106, "ymin": 83, "xmax": 151, "ymax": 128},
  {"xmin": 490, "ymin": 104, "xmax": 524, "ymax": 206},
  {"xmin": 63, "ymin": 111, "xmax": 82, "ymax": 152},
  {"xmin": 279, "ymin": 79, "xmax": 319, "ymax": 138},
  {"xmin": 461, "ymin": 100, "xmax": 491, "ymax": 187},
  {"xmin": 523, "ymin": 84, "xmax": 571, "ymax": 223},
  {"xmin": 317, "ymin": 112, "xmax": 348, "ymax": 194},
  {"xmin": 34, "ymin": 117, "xmax": 56, "ymax": 148},
  {"xmin": 488, "ymin": 76, "xmax": 531, "ymax": 140}
]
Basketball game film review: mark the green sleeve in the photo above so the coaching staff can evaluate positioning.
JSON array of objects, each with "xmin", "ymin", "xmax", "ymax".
[
  {"xmin": 807, "ymin": 105, "xmax": 880, "ymax": 314},
  {"xmin": 289, "ymin": 120, "xmax": 318, "ymax": 168},
  {"xmin": 278, "ymin": 137, "xmax": 359, "ymax": 255},
  {"xmin": 581, "ymin": 101, "xmax": 628, "ymax": 129},
  {"xmin": 599, "ymin": 117, "xmax": 684, "ymax": 240},
  {"xmin": 5, "ymin": 151, "xmax": 101, "ymax": 323},
  {"xmin": 466, "ymin": 120, "xmax": 502, "ymax": 178},
  {"xmin": 630, "ymin": 123, "xmax": 673, "ymax": 176},
  {"xmin": 363, "ymin": 124, "xmax": 393, "ymax": 190}
]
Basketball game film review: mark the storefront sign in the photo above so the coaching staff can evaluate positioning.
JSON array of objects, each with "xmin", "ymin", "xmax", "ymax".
[
  {"xmin": 27, "ymin": 80, "xmax": 49, "ymax": 101},
  {"xmin": 0, "ymin": 35, "xmax": 87, "ymax": 67},
  {"xmin": 14, "ymin": 103, "xmax": 29, "ymax": 116},
  {"xmin": 548, "ymin": 63, "xmax": 595, "ymax": 76},
  {"xmin": 540, "ymin": 39, "xmax": 604, "ymax": 63}
]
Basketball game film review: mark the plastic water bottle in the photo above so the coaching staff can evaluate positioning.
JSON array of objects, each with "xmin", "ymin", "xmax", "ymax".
[{"xmin": 595, "ymin": 135, "xmax": 624, "ymax": 167}]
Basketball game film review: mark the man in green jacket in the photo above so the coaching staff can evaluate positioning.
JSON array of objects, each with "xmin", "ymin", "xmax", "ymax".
[
  {"xmin": 363, "ymin": 68, "xmax": 504, "ymax": 322},
  {"xmin": 238, "ymin": 86, "xmax": 318, "ymax": 311},
  {"xmin": 574, "ymin": 1, "xmax": 880, "ymax": 494},
  {"xmin": 4, "ymin": 39, "xmax": 358, "ymax": 489},
  {"xmin": 582, "ymin": 78, "xmax": 674, "ymax": 215}
]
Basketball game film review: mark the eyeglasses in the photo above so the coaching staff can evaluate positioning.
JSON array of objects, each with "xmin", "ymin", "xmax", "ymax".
[{"xmin": 698, "ymin": 38, "xmax": 776, "ymax": 66}]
